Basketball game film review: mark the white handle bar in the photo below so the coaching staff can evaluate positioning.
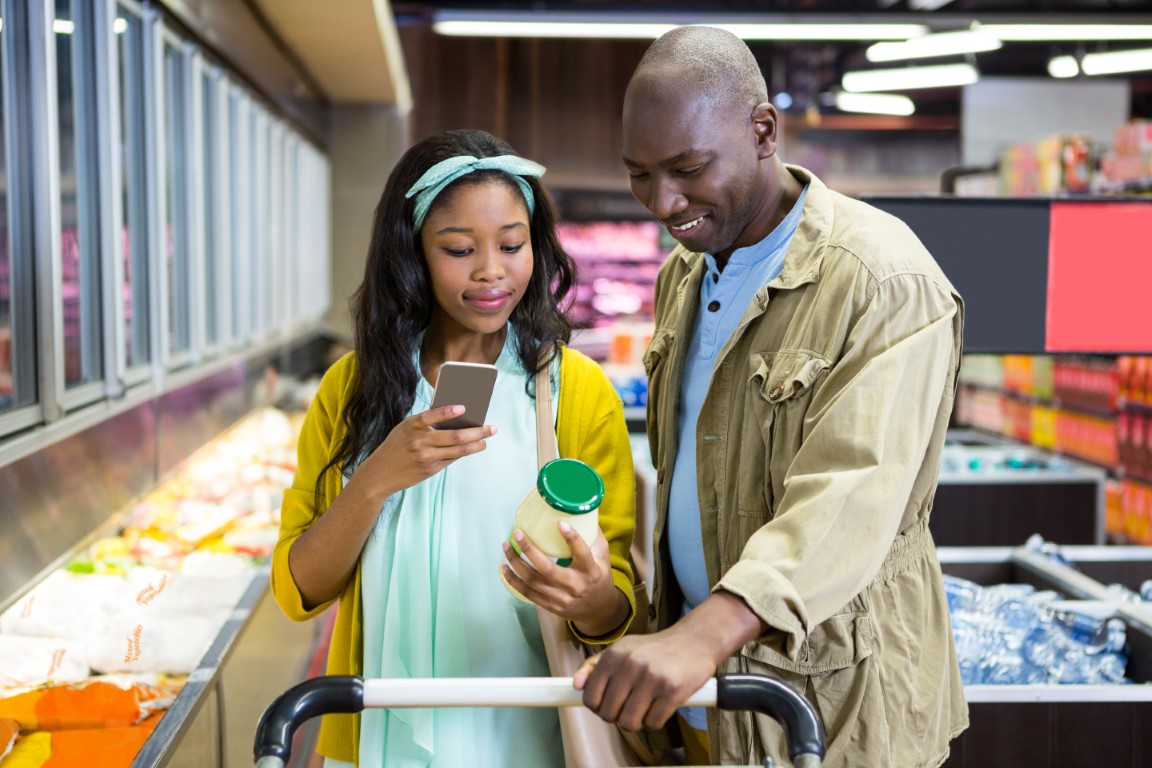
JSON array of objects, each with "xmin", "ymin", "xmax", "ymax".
[{"xmin": 362, "ymin": 676, "xmax": 718, "ymax": 708}]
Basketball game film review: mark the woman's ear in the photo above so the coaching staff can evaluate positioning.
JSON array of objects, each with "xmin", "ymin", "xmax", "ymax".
[{"xmin": 751, "ymin": 102, "xmax": 780, "ymax": 160}]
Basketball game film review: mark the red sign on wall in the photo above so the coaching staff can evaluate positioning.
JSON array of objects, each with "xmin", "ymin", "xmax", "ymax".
[{"xmin": 1047, "ymin": 202, "xmax": 1152, "ymax": 353}]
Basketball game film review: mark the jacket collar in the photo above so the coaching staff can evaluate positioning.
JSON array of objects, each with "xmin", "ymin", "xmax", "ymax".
[
  {"xmin": 770, "ymin": 165, "xmax": 832, "ymax": 291},
  {"xmin": 672, "ymin": 164, "xmax": 833, "ymax": 293}
]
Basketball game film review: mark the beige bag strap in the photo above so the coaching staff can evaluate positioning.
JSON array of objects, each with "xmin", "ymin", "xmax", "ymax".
[
  {"xmin": 531, "ymin": 348, "xmax": 644, "ymax": 768},
  {"xmin": 535, "ymin": 363, "xmax": 558, "ymax": 469}
]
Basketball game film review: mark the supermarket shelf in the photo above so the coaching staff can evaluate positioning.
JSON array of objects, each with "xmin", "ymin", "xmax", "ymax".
[
  {"xmin": 1119, "ymin": 399, "xmax": 1152, "ymax": 415},
  {"xmin": 958, "ymin": 382, "xmax": 1117, "ymax": 420}
]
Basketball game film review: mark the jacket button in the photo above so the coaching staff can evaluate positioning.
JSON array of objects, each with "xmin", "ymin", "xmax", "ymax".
[{"xmin": 769, "ymin": 383, "xmax": 785, "ymax": 400}]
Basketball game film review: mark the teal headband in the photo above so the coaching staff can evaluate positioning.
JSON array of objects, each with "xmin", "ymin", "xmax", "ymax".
[{"xmin": 405, "ymin": 154, "xmax": 547, "ymax": 232}]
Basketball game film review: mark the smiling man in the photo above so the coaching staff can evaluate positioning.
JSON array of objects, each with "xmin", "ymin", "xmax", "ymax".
[{"xmin": 574, "ymin": 25, "xmax": 968, "ymax": 768}]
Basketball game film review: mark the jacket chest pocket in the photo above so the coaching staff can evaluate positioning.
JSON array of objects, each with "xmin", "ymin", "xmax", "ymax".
[
  {"xmin": 736, "ymin": 349, "xmax": 831, "ymax": 520},
  {"xmin": 642, "ymin": 328, "xmax": 676, "ymax": 464}
]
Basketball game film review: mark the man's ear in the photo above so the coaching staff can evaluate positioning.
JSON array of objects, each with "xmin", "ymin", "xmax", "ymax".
[{"xmin": 751, "ymin": 102, "xmax": 779, "ymax": 160}]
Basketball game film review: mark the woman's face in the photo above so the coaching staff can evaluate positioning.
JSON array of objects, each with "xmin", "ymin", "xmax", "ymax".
[{"xmin": 420, "ymin": 179, "xmax": 535, "ymax": 339}]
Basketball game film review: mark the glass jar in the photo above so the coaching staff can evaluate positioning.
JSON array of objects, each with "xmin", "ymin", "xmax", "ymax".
[{"xmin": 503, "ymin": 458, "xmax": 603, "ymax": 601}]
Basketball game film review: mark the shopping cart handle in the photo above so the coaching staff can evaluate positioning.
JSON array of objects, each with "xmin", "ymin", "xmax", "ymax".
[
  {"xmin": 253, "ymin": 675, "xmax": 364, "ymax": 767},
  {"xmin": 717, "ymin": 673, "xmax": 826, "ymax": 766},
  {"xmin": 253, "ymin": 674, "xmax": 825, "ymax": 767}
]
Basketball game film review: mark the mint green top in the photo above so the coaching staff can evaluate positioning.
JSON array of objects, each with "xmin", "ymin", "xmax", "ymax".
[{"xmin": 353, "ymin": 330, "xmax": 564, "ymax": 768}]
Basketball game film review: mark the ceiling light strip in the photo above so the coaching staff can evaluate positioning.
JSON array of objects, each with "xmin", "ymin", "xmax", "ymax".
[
  {"xmin": 842, "ymin": 63, "xmax": 979, "ymax": 92},
  {"xmin": 1047, "ymin": 56, "xmax": 1080, "ymax": 79},
  {"xmin": 835, "ymin": 92, "xmax": 916, "ymax": 116},
  {"xmin": 980, "ymin": 24, "xmax": 1152, "ymax": 42},
  {"xmin": 433, "ymin": 13, "xmax": 928, "ymax": 41},
  {"xmin": 866, "ymin": 30, "xmax": 1001, "ymax": 62},
  {"xmin": 1081, "ymin": 48, "xmax": 1152, "ymax": 76}
]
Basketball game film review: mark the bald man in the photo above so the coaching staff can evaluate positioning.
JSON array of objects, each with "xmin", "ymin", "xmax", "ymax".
[{"xmin": 574, "ymin": 26, "xmax": 968, "ymax": 767}]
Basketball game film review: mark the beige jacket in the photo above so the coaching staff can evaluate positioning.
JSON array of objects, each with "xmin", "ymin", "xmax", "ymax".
[{"xmin": 643, "ymin": 166, "xmax": 968, "ymax": 767}]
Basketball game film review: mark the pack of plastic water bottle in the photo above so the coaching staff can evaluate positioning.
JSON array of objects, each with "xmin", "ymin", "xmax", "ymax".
[{"xmin": 945, "ymin": 574, "xmax": 1132, "ymax": 685}]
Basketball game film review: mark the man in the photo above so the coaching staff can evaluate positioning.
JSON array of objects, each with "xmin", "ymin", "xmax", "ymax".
[{"xmin": 574, "ymin": 26, "xmax": 968, "ymax": 767}]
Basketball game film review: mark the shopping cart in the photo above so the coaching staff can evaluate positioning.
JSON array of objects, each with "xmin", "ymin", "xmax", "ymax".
[{"xmin": 252, "ymin": 674, "xmax": 826, "ymax": 768}]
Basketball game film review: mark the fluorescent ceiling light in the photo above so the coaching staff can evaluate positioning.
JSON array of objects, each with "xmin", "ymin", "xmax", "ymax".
[
  {"xmin": 835, "ymin": 92, "xmax": 915, "ymax": 116},
  {"xmin": 1080, "ymin": 47, "xmax": 1152, "ymax": 76},
  {"xmin": 710, "ymin": 24, "xmax": 928, "ymax": 41},
  {"xmin": 1047, "ymin": 56, "xmax": 1080, "ymax": 79},
  {"xmin": 52, "ymin": 19, "xmax": 74, "ymax": 34},
  {"xmin": 979, "ymin": 24, "xmax": 1152, "ymax": 42},
  {"xmin": 435, "ymin": 21, "xmax": 674, "ymax": 39},
  {"xmin": 433, "ymin": 13, "xmax": 927, "ymax": 41},
  {"xmin": 842, "ymin": 62, "xmax": 979, "ymax": 92},
  {"xmin": 866, "ymin": 30, "xmax": 1001, "ymax": 62},
  {"xmin": 114, "ymin": 17, "xmax": 128, "ymax": 34}
]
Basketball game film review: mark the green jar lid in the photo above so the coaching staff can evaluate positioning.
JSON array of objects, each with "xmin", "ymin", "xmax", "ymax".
[{"xmin": 537, "ymin": 458, "xmax": 604, "ymax": 515}]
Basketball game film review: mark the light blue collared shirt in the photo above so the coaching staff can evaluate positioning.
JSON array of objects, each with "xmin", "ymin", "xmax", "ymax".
[{"xmin": 667, "ymin": 186, "xmax": 808, "ymax": 728}]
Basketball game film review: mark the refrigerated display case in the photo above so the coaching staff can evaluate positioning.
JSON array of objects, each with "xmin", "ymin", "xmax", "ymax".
[
  {"xmin": 938, "ymin": 545, "xmax": 1152, "ymax": 767},
  {"xmin": 0, "ymin": 333, "xmax": 337, "ymax": 767},
  {"xmin": 932, "ymin": 430, "xmax": 1107, "ymax": 546}
]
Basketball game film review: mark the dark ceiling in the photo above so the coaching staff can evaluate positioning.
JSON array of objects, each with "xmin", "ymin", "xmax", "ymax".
[{"xmin": 393, "ymin": 1, "xmax": 1152, "ymax": 118}]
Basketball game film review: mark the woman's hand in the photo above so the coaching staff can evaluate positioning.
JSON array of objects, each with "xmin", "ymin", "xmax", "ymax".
[
  {"xmin": 289, "ymin": 404, "xmax": 494, "ymax": 610},
  {"xmin": 502, "ymin": 524, "xmax": 629, "ymax": 638},
  {"xmin": 355, "ymin": 405, "xmax": 496, "ymax": 499}
]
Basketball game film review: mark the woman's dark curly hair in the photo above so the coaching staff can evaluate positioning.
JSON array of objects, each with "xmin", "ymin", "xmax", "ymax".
[{"xmin": 321, "ymin": 129, "xmax": 575, "ymax": 490}]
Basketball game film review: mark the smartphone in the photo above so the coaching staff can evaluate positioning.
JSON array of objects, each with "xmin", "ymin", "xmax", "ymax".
[{"xmin": 429, "ymin": 362, "xmax": 499, "ymax": 429}]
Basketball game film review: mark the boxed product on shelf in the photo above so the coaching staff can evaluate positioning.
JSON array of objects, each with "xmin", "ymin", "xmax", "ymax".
[
  {"xmin": 958, "ymin": 354, "xmax": 1005, "ymax": 390},
  {"xmin": 1117, "ymin": 479, "xmax": 1152, "ymax": 545},
  {"xmin": 1054, "ymin": 356, "xmax": 1118, "ymax": 413},
  {"xmin": 1118, "ymin": 355, "xmax": 1152, "ymax": 407},
  {"xmin": 1054, "ymin": 409, "xmax": 1118, "ymax": 467},
  {"xmin": 1101, "ymin": 120, "xmax": 1152, "ymax": 187}
]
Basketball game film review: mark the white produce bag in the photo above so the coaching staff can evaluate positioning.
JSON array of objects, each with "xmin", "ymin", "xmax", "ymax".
[
  {"xmin": 1, "ymin": 565, "xmax": 255, "ymax": 674},
  {"xmin": 0, "ymin": 634, "xmax": 90, "ymax": 692}
]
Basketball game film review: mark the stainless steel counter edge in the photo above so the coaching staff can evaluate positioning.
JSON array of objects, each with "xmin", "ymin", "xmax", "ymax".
[
  {"xmin": 130, "ymin": 566, "xmax": 272, "ymax": 768},
  {"xmin": 964, "ymin": 683, "xmax": 1152, "ymax": 703}
]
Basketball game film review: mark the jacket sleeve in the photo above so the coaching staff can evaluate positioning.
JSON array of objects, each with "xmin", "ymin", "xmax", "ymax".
[
  {"xmin": 716, "ymin": 272, "xmax": 960, "ymax": 660},
  {"xmin": 558, "ymin": 349, "xmax": 639, "ymax": 644},
  {"xmin": 270, "ymin": 353, "xmax": 355, "ymax": 622}
]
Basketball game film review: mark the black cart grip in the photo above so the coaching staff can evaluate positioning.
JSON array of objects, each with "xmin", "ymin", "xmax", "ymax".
[
  {"xmin": 253, "ymin": 675, "xmax": 365, "ymax": 763},
  {"xmin": 717, "ymin": 673, "xmax": 827, "ymax": 764}
]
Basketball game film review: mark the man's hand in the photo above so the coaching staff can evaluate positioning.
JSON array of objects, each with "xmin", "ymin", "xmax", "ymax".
[{"xmin": 572, "ymin": 591, "xmax": 766, "ymax": 731}]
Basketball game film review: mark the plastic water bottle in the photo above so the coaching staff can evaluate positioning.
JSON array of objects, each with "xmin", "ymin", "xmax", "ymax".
[
  {"xmin": 942, "ymin": 574, "xmax": 981, "ymax": 613},
  {"xmin": 1104, "ymin": 582, "xmax": 1143, "ymax": 605},
  {"xmin": 1139, "ymin": 579, "xmax": 1152, "ymax": 602},
  {"xmin": 946, "ymin": 577, "xmax": 1131, "ymax": 685},
  {"xmin": 1024, "ymin": 533, "xmax": 1076, "ymax": 569}
]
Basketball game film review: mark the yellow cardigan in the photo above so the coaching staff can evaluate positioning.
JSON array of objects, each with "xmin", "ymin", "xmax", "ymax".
[{"xmin": 271, "ymin": 346, "xmax": 637, "ymax": 764}]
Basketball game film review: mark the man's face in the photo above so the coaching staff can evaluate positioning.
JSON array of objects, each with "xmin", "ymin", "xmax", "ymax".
[{"xmin": 622, "ymin": 78, "xmax": 766, "ymax": 259}]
